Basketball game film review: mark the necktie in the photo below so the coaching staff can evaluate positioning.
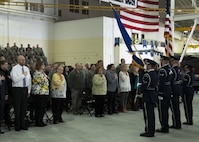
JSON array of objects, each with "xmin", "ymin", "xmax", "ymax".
[{"xmin": 22, "ymin": 66, "xmax": 26, "ymax": 87}]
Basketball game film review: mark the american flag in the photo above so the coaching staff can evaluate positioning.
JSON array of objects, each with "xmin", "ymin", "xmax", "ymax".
[
  {"xmin": 164, "ymin": 0, "xmax": 173, "ymax": 57},
  {"xmin": 120, "ymin": 0, "xmax": 159, "ymax": 32}
]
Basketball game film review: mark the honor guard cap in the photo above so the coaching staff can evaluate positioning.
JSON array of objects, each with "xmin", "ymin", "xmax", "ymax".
[
  {"xmin": 160, "ymin": 55, "xmax": 170, "ymax": 60},
  {"xmin": 144, "ymin": 58, "xmax": 157, "ymax": 66}
]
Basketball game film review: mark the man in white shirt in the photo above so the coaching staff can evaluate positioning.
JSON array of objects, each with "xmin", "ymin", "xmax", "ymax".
[{"xmin": 10, "ymin": 55, "xmax": 31, "ymax": 131}]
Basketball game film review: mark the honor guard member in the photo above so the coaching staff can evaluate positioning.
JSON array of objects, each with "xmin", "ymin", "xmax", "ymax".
[
  {"xmin": 140, "ymin": 59, "xmax": 158, "ymax": 137},
  {"xmin": 169, "ymin": 56, "xmax": 182, "ymax": 129},
  {"xmin": 156, "ymin": 55, "xmax": 173, "ymax": 133},
  {"xmin": 182, "ymin": 63, "xmax": 195, "ymax": 125}
]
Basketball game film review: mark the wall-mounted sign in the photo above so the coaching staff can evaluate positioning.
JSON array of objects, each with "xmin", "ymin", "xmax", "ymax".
[{"xmin": 99, "ymin": 0, "xmax": 138, "ymax": 8}]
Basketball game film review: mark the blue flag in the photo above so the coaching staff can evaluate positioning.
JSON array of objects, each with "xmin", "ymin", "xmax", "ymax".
[{"xmin": 112, "ymin": 8, "xmax": 144, "ymax": 68}]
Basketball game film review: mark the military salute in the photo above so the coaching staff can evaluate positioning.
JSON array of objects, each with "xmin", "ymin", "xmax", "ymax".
[
  {"xmin": 182, "ymin": 63, "xmax": 195, "ymax": 125},
  {"xmin": 156, "ymin": 55, "xmax": 173, "ymax": 133},
  {"xmin": 169, "ymin": 56, "xmax": 182, "ymax": 129},
  {"xmin": 140, "ymin": 59, "xmax": 158, "ymax": 137}
]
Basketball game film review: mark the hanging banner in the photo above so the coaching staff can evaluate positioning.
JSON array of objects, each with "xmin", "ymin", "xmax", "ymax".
[{"xmin": 99, "ymin": 0, "xmax": 138, "ymax": 8}]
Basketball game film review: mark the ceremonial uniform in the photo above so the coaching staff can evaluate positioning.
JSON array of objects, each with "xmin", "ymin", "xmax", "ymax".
[
  {"xmin": 140, "ymin": 59, "xmax": 158, "ymax": 137},
  {"xmin": 183, "ymin": 64, "xmax": 195, "ymax": 125},
  {"xmin": 157, "ymin": 56, "xmax": 173, "ymax": 133},
  {"xmin": 170, "ymin": 56, "xmax": 182, "ymax": 129}
]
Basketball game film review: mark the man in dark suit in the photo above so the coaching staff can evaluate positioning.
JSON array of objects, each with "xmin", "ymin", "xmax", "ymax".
[
  {"xmin": 0, "ymin": 60, "xmax": 12, "ymax": 129},
  {"xmin": 140, "ymin": 59, "xmax": 158, "ymax": 137},
  {"xmin": 156, "ymin": 55, "xmax": 173, "ymax": 133},
  {"xmin": 0, "ymin": 70, "xmax": 8, "ymax": 134}
]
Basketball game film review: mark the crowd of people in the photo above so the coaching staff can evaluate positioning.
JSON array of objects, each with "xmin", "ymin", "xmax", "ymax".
[
  {"xmin": 0, "ymin": 44, "xmax": 196, "ymax": 138},
  {"xmin": 0, "ymin": 43, "xmax": 47, "ymax": 69}
]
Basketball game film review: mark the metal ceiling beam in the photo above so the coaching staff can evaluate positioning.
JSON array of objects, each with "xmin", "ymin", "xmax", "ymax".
[
  {"xmin": 192, "ymin": 0, "xmax": 198, "ymax": 9},
  {"xmin": 174, "ymin": 13, "xmax": 199, "ymax": 21},
  {"xmin": 175, "ymin": 26, "xmax": 199, "ymax": 31}
]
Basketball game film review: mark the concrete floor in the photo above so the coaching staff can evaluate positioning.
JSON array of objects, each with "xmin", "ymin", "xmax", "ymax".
[{"xmin": 0, "ymin": 94, "xmax": 199, "ymax": 142}]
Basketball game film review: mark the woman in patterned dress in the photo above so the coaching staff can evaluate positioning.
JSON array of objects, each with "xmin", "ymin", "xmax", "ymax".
[{"xmin": 32, "ymin": 60, "xmax": 49, "ymax": 127}]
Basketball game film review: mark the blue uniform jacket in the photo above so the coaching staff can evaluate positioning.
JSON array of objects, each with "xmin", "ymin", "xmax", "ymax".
[
  {"xmin": 183, "ymin": 71, "xmax": 195, "ymax": 95},
  {"xmin": 158, "ymin": 64, "xmax": 173, "ymax": 97},
  {"xmin": 141, "ymin": 69, "xmax": 158, "ymax": 103},
  {"xmin": 171, "ymin": 66, "xmax": 182, "ymax": 97}
]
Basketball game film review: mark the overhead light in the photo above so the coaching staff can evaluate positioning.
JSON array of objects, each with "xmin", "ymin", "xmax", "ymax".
[
  {"xmin": 83, "ymin": 6, "xmax": 89, "ymax": 9},
  {"xmin": 184, "ymin": 30, "xmax": 188, "ymax": 33}
]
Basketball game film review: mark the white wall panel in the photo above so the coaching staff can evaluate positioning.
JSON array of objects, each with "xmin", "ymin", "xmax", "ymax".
[
  {"xmin": 0, "ymin": 13, "xmax": 54, "ymax": 62},
  {"xmin": 103, "ymin": 17, "xmax": 115, "ymax": 67},
  {"xmin": 54, "ymin": 17, "xmax": 103, "ymax": 40}
]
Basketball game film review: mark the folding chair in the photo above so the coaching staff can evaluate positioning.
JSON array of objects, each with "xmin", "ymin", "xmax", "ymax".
[
  {"xmin": 79, "ymin": 88, "xmax": 95, "ymax": 117},
  {"xmin": 44, "ymin": 111, "xmax": 53, "ymax": 123}
]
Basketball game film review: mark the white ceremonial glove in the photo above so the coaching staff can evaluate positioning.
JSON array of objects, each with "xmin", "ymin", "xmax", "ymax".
[
  {"xmin": 158, "ymin": 96, "xmax": 163, "ymax": 100},
  {"xmin": 138, "ymin": 94, "xmax": 143, "ymax": 98},
  {"xmin": 179, "ymin": 96, "xmax": 182, "ymax": 103}
]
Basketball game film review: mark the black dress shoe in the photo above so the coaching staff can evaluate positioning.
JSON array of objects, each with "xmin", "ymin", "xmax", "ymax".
[
  {"xmin": 156, "ymin": 128, "xmax": 169, "ymax": 133},
  {"xmin": 140, "ymin": 132, "xmax": 154, "ymax": 137},
  {"xmin": 108, "ymin": 111, "xmax": 113, "ymax": 115},
  {"xmin": 95, "ymin": 114, "xmax": 100, "ymax": 117},
  {"xmin": 169, "ymin": 125, "xmax": 175, "ymax": 129},
  {"xmin": 100, "ymin": 114, "xmax": 105, "ymax": 117},
  {"xmin": 15, "ymin": 128, "xmax": 21, "ymax": 131},
  {"xmin": 20, "ymin": 127, "xmax": 28, "ymax": 130},
  {"xmin": 35, "ymin": 124, "xmax": 45, "ymax": 127},
  {"xmin": 58, "ymin": 120, "xmax": 65, "ymax": 123},
  {"xmin": 35, "ymin": 123, "xmax": 47, "ymax": 127},
  {"xmin": 169, "ymin": 125, "xmax": 181, "ymax": 129},
  {"xmin": 132, "ymin": 108, "xmax": 139, "ymax": 111},
  {"xmin": 183, "ymin": 122, "xmax": 193, "ymax": 125},
  {"xmin": 175, "ymin": 126, "xmax": 181, "ymax": 129},
  {"xmin": 35, "ymin": 124, "xmax": 44, "ymax": 127},
  {"xmin": 0, "ymin": 130, "xmax": 5, "ymax": 134},
  {"xmin": 112, "ymin": 111, "xmax": 119, "ymax": 114},
  {"xmin": 53, "ymin": 121, "xmax": 58, "ymax": 124},
  {"xmin": 42, "ymin": 123, "xmax": 47, "ymax": 126}
]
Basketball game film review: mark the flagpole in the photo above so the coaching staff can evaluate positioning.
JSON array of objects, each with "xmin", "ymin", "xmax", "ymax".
[
  {"xmin": 179, "ymin": 18, "xmax": 198, "ymax": 63},
  {"xmin": 171, "ymin": 0, "xmax": 175, "ymax": 56}
]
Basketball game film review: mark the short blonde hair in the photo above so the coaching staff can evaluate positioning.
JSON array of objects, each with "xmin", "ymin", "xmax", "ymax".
[{"xmin": 120, "ymin": 64, "xmax": 128, "ymax": 71}]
